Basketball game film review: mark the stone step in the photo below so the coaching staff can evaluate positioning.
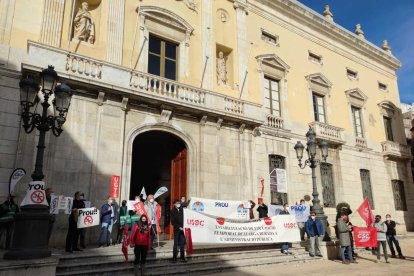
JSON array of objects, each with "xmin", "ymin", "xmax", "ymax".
[{"xmin": 56, "ymin": 250, "xmax": 320, "ymax": 276}]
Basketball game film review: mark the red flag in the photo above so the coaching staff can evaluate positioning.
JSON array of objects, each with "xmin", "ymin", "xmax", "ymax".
[
  {"xmin": 357, "ymin": 198, "xmax": 374, "ymax": 226},
  {"xmin": 354, "ymin": 226, "xmax": 377, "ymax": 248},
  {"xmin": 185, "ymin": 228, "xmax": 193, "ymax": 255},
  {"xmin": 156, "ymin": 204, "xmax": 162, "ymax": 234},
  {"xmin": 260, "ymin": 178, "xmax": 264, "ymax": 197},
  {"xmin": 121, "ymin": 223, "xmax": 130, "ymax": 261}
]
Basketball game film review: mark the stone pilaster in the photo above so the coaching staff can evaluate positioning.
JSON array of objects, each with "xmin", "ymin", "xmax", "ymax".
[
  {"xmin": 39, "ymin": 0, "xmax": 65, "ymax": 47},
  {"xmin": 106, "ymin": 0, "xmax": 125, "ymax": 64},
  {"xmin": 201, "ymin": 0, "xmax": 213, "ymax": 89},
  {"xmin": 233, "ymin": 1, "xmax": 248, "ymax": 98},
  {"xmin": 0, "ymin": 0, "xmax": 15, "ymax": 44}
]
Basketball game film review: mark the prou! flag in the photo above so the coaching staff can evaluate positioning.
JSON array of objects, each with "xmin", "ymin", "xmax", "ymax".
[
  {"xmin": 357, "ymin": 198, "xmax": 374, "ymax": 226},
  {"xmin": 121, "ymin": 223, "xmax": 130, "ymax": 261}
]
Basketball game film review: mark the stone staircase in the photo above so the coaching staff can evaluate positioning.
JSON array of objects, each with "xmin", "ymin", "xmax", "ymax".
[{"xmin": 55, "ymin": 242, "xmax": 321, "ymax": 275}]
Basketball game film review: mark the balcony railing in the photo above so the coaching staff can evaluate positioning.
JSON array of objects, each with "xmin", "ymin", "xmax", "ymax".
[
  {"xmin": 266, "ymin": 114, "xmax": 284, "ymax": 129},
  {"xmin": 381, "ymin": 141, "xmax": 412, "ymax": 160},
  {"xmin": 25, "ymin": 41, "xmax": 263, "ymax": 125},
  {"xmin": 355, "ymin": 137, "xmax": 367, "ymax": 149},
  {"xmin": 309, "ymin": 121, "xmax": 345, "ymax": 146}
]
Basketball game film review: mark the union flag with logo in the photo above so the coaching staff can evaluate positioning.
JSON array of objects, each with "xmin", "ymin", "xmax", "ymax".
[{"xmin": 353, "ymin": 226, "xmax": 377, "ymax": 248}]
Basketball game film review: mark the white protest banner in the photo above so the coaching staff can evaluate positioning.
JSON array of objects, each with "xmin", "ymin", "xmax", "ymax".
[
  {"xmin": 268, "ymin": 205, "xmax": 310, "ymax": 223},
  {"xmin": 268, "ymin": 205, "xmax": 284, "ymax": 216},
  {"xmin": 189, "ymin": 197, "xmax": 249, "ymax": 220},
  {"xmin": 184, "ymin": 209, "xmax": 300, "ymax": 243},
  {"xmin": 9, "ymin": 168, "xmax": 26, "ymax": 195},
  {"xmin": 275, "ymin": 168, "xmax": 288, "ymax": 193},
  {"xmin": 20, "ymin": 181, "xmax": 48, "ymax": 206},
  {"xmin": 154, "ymin": 186, "xmax": 168, "ymax": 199},
  {"xmin": 50, "ymin": 194, "xmax": 59, "ymax": 214},
  {"xmin": 77, "ymin": 207, "xmax": 100, "ymax": 228},
  {"xmin": 65, "ymin": 197, "xmax": 73, "ymax": 214},
  {"xmin": 289, "ymin": 205, "xmax": 310, "ymax": 223},
  {"xmin": 140, "ymin": 187, "xmax": 147, "ymax": 200},
  {"xmin": 127, "ymin": 200, "xmax": 140, "ymax": 211}
]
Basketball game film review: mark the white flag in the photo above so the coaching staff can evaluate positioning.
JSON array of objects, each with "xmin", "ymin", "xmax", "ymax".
[
  {"xmin": 140, "ymin": 187, "xmax": 147, "ymax": 200},
  {"xmin": 9, "ymin": 168, "xmax": 26, "ymax": 194},
  {"xmin": 154, "ymin": 186, "xmax": 168, "ymax": 199}
]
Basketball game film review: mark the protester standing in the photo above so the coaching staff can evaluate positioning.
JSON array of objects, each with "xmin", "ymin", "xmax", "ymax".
[
  {"xmin": 130, "ymin": 214, "xmax": 151, "ymax": 276},
  {"xmin": 384, "ymin": 214, "xmax": 405, "ymax": 259},
  {"xmin": 305, "ymin": 211, "xmax": 323, "ymax": 257},
  {"xmin": 0, "ymin": 194, "xmax": 19, "ymax": 249},
  {"xmin": 171, "ymin": 199, "xmax": 187, "ymax": 263},
  {"xmin": 337, "ymin": 213, "xmax": 355, "ymax": 264},
  {"xmin": 297, "ymin": 199, "xmax": 306, "ymax": 241},
  {"xmin": 248, "ymin": 200, "xmax": 256, "ymax": 219},
  {"xmin": 79, "ymin": 193, "xmax": 87, "ymax": 248},
  {"xmin": 256, "ymin": 198, "xmax": 268, "ymax": 218},
  {"xmin": 65, "ymin": 191, "xmax": 85, "ymax": 252},
  {"xmin": 373, "ymin": 215, "xmax": 389, "ymax": 263},
  {"xmin": 117, "ymin": 200, "xmax": 130, "ymax": 243},
  {"xmin": 144, "ymin": 194, "xmax": 159, "ymax": 247},
  {"xmin": 279, "ymin": 203, "xmax": 291, "ymax": 254},
  {"xmin": 99, "ymin": 196, "xmax": 115, "ymax": 247}
]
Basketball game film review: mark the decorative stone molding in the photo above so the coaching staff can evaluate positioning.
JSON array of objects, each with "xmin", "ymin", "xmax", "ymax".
[
  {"xmin": 175, "ymin": 0, "xmax": 197, "ymax": 12},
  {"xmin": 382, "ymin": 40, "xmax": 392, "ymax": 53},
  {"xmin": 66, "ymin": 53, "xmax": 103, "ymax": 79},
  {"xmin": 256, "ymin": 54, "xmax": 290, "ymax": 79},
  {"xmin": 40, "ymin": 0, "xmax": 65, "ymax": 47},
  {"xmin": 106, "ymin": 0, "xmax": 125, "ymax": 64},
  {"xmin": 121, "ymin": 97, "xmax": 129, "ymax": 111},
  {"xmin": 160, "ymin": 109, "xmax": 173, "ymax": 123},
  {"xmin": 323, "ymin": 5, "xmax": 333, "ymax": 22},
  {"xmin": 252, "ymin": 127, "xmax": 261, "ymax": 137},
  {"xmin": 217, "ymin": 118, "xmax": 223, "ymax": 130},
  {"xmin": 378, "ymin": 101, "xmax": 397, "ymax": 118},
  {"xmin": 97, "ymin": 91, "xmax": 105, "ymax": 106},
  {"xmin": 305, "ymin": 73, "xmax": 332, "ymax": 96},
  {"xmin": 200, "ymin": 115, "xmax": 208, "ymax": 126},
  {"xmin": 239, "ymin": 124, "xmax": 246, "ymax": 134},
  {"xmin": 345, "ymin": 88, "xmax": 367, "ymax": 108},
  {"xmin": 233, "ymin": 1, "xmax": 248, "ymax": 15}
]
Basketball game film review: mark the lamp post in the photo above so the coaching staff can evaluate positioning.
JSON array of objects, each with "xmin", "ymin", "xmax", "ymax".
[
  {"xmin": 294, "ymin": 127, "xmax": 329, "ymax": 237},
  {"xmin": 4, "ymin": 65, "xmax": 72, "ymax": 260}
]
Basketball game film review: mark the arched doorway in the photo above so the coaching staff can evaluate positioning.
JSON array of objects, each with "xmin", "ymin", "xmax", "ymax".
[{"xmin": 130, "ymin": 130, "xmax": 187, "ymax": 239}]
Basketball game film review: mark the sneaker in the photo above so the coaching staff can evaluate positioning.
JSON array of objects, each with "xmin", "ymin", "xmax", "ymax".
[
  {"xmin": 309, "ymin": 253, "xmax": 315, "ymax": 257},
  {"xmin": 283, "ymin": 250, "xmax": 288, "ymax": 254},
  {"xmin": 399, "ymin": 255, "xmax": 405, "ymax": 259}
]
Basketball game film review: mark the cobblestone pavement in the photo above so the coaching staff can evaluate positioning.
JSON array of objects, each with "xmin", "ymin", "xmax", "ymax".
[{"xmin": 211, "ymin": 237, "xmax": 414, "ymax": 276}]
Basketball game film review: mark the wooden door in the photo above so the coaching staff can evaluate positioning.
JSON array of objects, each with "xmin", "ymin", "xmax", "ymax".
[{"xmin": 168, "ymin": 148, "xmax": 187, "ymax": 239}]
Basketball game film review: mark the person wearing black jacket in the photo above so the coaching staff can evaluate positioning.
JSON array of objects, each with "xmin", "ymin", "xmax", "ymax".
[
  {"xmin": 385, "ymin": 214, "xmax": 405, "ymax": 259},
  {"xmin": 170, "ymin": 199, "xmax": 187, "ymax": 263},
  {"xmin": 65, "ymin": 191, "xmax": 85, "ymax": 252},
  {"xmin": 256, "ymin": 198, "xmax": 268, "ymax": 218}
]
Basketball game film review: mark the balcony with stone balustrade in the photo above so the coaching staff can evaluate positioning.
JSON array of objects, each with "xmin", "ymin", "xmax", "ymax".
[
  {"xmin": 309, "ymin": 121, "xmax": 345, "ymax": 146},
  {"xmin": 381, "ymin": 141, "xmax": 412, "ymax": 160}
]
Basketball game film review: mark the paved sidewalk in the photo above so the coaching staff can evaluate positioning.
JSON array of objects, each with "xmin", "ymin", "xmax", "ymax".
[{"xmin": 211, "ymin": 238, "xmax": 414, "ymax": 276}]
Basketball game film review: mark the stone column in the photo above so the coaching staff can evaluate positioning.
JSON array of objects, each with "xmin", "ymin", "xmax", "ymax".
[
  {"xmin": 39, "ymin": 0, "xmax": 66, "ymax": 47},
  {"xmin": 0, "ymin": 0, "xmax": 15, "ymax": 44},
  {"xmin": 233, "ymin": 1, "xmax": 248, "ymax": 97},
  {"xmin": 106, "ymin": 0, "xmax": 125, "ymax": 64},
  {"xmin": 201, "ymin": 0, "xmax": 213, "ymax": 89}
]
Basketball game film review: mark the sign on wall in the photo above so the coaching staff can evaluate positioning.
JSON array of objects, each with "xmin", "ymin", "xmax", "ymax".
[{"xmin": 110, "ymin": 175, "xmax": 120, "ymax": 198}]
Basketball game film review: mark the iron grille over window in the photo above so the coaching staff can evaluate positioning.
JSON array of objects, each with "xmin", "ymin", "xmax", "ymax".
[
  {"xmin": 269, "ymin": 155, "xmax": 287, "ymax": 205},
  {"xmin": 360, "ymin": 169, "xmax": 374, "ymax": 209},
  {"xmin": 320, "ymin": 162, "xmax": 335, "ymax": 208},
  {"xmin": 391, "ymin": 180, "xmax": 407, "ymax": 211}
]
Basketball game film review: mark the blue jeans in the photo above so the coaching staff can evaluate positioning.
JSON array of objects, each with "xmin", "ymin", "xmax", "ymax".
[
  {"xmin": 340, "ymin": 245, "xmax": 352, "ymax": 262},
  {"xmin": 387, "ymin": 235, "xmax": 402, "ymax": 256},
  {"xmin": 281, "ymin": 243, "xmax": 289, "ymax": 252},
  {"xmin": 99, "ymin": 219, "xmax": 113, "ymax": 245}
]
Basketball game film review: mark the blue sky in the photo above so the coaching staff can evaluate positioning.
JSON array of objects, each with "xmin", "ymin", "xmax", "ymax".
[{"xmin": 299, "ymin": 0, "xmax": 414, "ymax": 104}]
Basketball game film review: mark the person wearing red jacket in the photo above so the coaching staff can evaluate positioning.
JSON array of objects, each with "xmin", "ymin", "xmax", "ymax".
[{"xmin": 130, "ymin": 215, "xmax": 151, "ymax": 276}]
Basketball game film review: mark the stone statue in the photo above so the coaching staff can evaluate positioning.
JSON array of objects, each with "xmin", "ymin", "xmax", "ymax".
[
  {"xmin": 323, "ymin": 5, "xmax": 333, "ymax": 21},
  {"xmin": 382, "ymin": 40, "xmax": 391, "ymax": 53},
  {"xmin": 216, "ymin": 51, "xmax": 227, "ymax": 86},
  {"xmin": 73, "ymin": 2, "xmax": 95, "ymax": 44},
  {"xmin": 355, "ymin": 24, "xmax": 364, "ymax": 38}
]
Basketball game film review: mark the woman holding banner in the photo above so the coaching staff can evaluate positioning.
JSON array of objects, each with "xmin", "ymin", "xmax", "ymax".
[{"xmin": 130, "ymin": 214, "xmax": 151, "ymax": 276}]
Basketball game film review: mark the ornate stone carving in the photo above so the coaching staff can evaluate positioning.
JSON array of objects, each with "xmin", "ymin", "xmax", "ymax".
[
  {"xmin": 239, "ymin": 124, "xmax": 246, "ymax": 134},
  {"xmin": 355, "ymin": 24, "xmax": 364, "ymax": 39},
  {"xmin": 200, "ymin": 115, "xmax": 208, "ymax": 126},
  {"xmin": 73, "ymin": 2, "xmax": 95, "ymax": 44},
  {"xmin": 175, "ymin": 0, "xmax": 197, "ymax": 12},
  {"xmin": 121, "ymin": 97, "xmax": 129, "ymax": 111},
  {"xmin": 382, "ymin": 40, "xmax": 392, "ymax": 53},
  {"xmin": 323, "ymin": 5, "xmax": 333, "ymax": 21},
  {"xmin": 97, "ymin": 91, "xmax": 105, "ymax": 106},
  {"xmin": 216, "ymin": 118, "xmax": 223, "ymax": 130},
  {"xmin": 216, "ymin": 51, "xmax": 227, "ymax": 85}
]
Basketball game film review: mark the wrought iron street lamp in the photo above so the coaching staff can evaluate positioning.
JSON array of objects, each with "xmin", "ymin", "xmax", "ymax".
[
  {"xmin": 4, "ymin": 65, "xmax": 72, "ymax": 260},
  {"xmin": 294, "ymin": 127, "xmax": 329, "ymax": 238}
]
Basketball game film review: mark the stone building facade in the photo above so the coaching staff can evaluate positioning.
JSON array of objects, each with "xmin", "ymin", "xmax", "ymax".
[{"xmin": 0, "ymin": 0, "xmax": 413, "ymax": 245}]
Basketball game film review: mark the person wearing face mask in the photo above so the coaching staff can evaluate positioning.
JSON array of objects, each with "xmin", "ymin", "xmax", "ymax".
[
  {"xmin": 171, "ymin": 199, "xmax": 187, "ymax": 263},
  {"xmin": 130, "ymin": 214, "xmax": 151, "ymax": 276},
  {"xmin": 305, "ymin": 211, "xmax": 324, "ymax": 257},
  {"xmin": 144, "ymin": 194, "xmax": 159, "ymax": 248},
  {"xmin": 256, "ymin": 198, "xmax": 268, "ymax": 218},
  {"xmin": 384, "ymin": 214, "xmax": 405, "ymax": 259},
  {"xmin": 373, "ymin": 215, "xmax": 389, "ymax": 263},
  {"xmin": 337, "ymin": 213, "xmax": 355, "ymax": 264},
  {"xmin": 65, "ymin": 191, "xmax": 85, "ymax": 253},
  {"xmin": 98, "ymin": 196, "xmax": 115, "ymax": 247},
  {"xmin": 117, "ymin": 200, "xmax": 130, "ymax": 243}
]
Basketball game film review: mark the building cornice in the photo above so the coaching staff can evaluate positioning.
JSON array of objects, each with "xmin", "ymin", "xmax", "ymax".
[{"xmin": 250, "ymin": 0, "xmax": 401, "ymax": 73}]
